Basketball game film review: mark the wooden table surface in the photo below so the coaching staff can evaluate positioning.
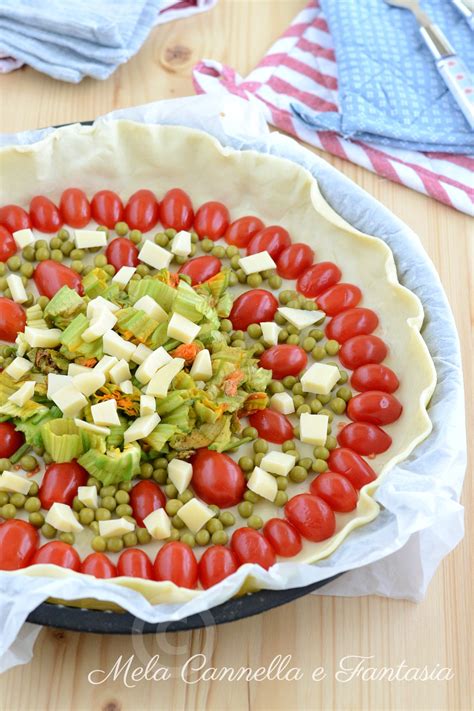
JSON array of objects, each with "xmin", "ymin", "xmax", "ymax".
[{"xmin": 0, "ymin": 2, "xmax": 472, "ymax": 710}]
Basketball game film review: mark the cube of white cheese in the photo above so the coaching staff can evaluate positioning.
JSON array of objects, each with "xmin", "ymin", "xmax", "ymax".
[
  {"xmin": 86, "ymin": 296, "xmax": 120, "ymax": 320},
  {"xmin": 270, "ymin": 392, "xmax": 295, "ymax": 415},
  {"xmin": 12, "ymin": 228, "xmax": 35, "ymax": 250},
  {"xmin": 108, "ymin": 359, "xmax": 131, "ymax": 384},
  {"xmin": 143, "ymin": 508, "xmax": 171, "ymax": 540},
  {"xmin": 238, "ymin": 251, "xmax": 276, "ymax": 275},
  {"xmin": 5, "ymin": 356, "xmax": 33, "ymax": 381},
  {"xmin": 9, "ymin": 380, "xmax": 35, "ymax": 407},
  {"xmin": 7, "ymin": 274, "xmax": 28, "ymax": 304},
  {"xmin": 74, "ymin": 418, "xmax": 111, "ymax": 437},
  {"xmin": 124, "ymin": 413, "xmax": 160, "ymax": 444},
  {"xmin": 247, "ymin": 466, "xmax": 278, "ymax": 502},
  {"xmin": 167, "ymin": 312, "xmax": 200, "ymax": 344},
  {"xmin": 68, "ymin": 363, "xmax": 92, "ymax": 376},
  {"xmin": 299, "ymin": 413, "xmax": 329, "ymax": 446},
  {"xmin": 74, "ymin": 229, "xmax": 107, "ymax": 249},
  {"xmin": 120, "ymin": 380, "xmax": 133, "ymax": 395},
  {"xmin": 112, "ymin": 266, "xmax": 136, "ymax": 288},
  {"xmin": 94, "ymin": 355, "xmax": 118, "ymax": 376},
  {"xmin": 24, "ymin": 326, "xmax": 61, "ymax": 348},
  {"xmin": 177, "ymin": 498, "xmax": 215, "ymax": 534},
  {"xmin": 301, "ymin": 362, "xmax": 340, "ymax": 395},
  {"xmin": 140, "ymin": 394, "xmax": 156, "ymax": 417},
  {"xmin": 138, "ymin": 240, "xmax": 172, "ymax": 270},
  {"xmin": 167, "ymin": 458, "xmax": 193, "ymax": 495},
  {"xmin": 133, "ymin": 295, "xmax": 168, "ymax": 324},
  {"xmin": 91, "ymin": 399, "xmax": 120, "ymax": 427},
  {"xmin": 99, "ymin": 518, "xmax": 135, "ymax": 538},
  {"xmin": 51, "ymin": 384, "xmax": 88, "ymax": 417},
  {"xmin": 72, "ymin": 370, "xmax": 106, "ymax": 397},
  {"xmin": 47, "ymin": 373, "xmax": 72, "ymax": 398},
  {"xmin": 0, "ymin": 470, "xmax": 32, "ymax": 495},
  {"xmin": 135, "ymin": 346, "xmax": 172, "ymax": 384},
  {"xmin": 102, "ymin": 330, "xmax": 136, "ymax": 361},
  {"xmin": 170, "ymin": 230, "xmax": 192, "ymax": 257},
  {"xmin": 146, "ymin": 358, "xmax": 185, "ymax": 398},
  {"xmin": 131, "ymin": 342, "xmax": 153, "ymax": 365},
  {"xmin": 277, "ymin": 307, "xmax": 325, "ymax": 330},
  {"xmin": 260, "ymin": 451, "xmax": 296, "ymax": 477},
  {"xmin": 77, "ymin": 485, "xmax": 99, "ymax": 509},
  {"xmin": 190, "ymin": 349, "xmax": 212, "ymax": 381},
  {"xmin": 46, "ymin": 503, "xmax": 83, "ymax": 533},
  {"xmin": 82, "ymin": 308, "xmax": 117, "ymax": 342},
  {"xmin": 261, "ymin": 322, "xmax": 281, "ymax": 346}
]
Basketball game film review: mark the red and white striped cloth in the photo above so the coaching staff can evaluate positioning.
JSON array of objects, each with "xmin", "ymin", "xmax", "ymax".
[{"xmin": 193, "ymin": 0, "xmax": 473, "ymax": 215}]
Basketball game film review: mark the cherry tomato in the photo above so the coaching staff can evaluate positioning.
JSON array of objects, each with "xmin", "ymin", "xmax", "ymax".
[
  {"xmin": 29, "ymin": 196, "xmax": 63, "ymax": 233},
  {"xmin": 297, "ymin": 262, "xmax": 341, "ymax": 297},
  {"xmin": 0, "ymin": 520, "xmax": 39, "ymax": 570},
  {"xmin": 31, "ymin": 541, "xmax": 81, "ymax": 571},
  {"xmin": 153, "ymin": 541, "xmax": 198, "ymax": 588},
  {"xmin": 0, "ymin": 296, "xmax": 27, "ymax": 344},
  {"xmin": 317, "ymin": 283, "xmax": 362, "ymax": 316},
  {"xmin": 130, "ymin": 480, "xmax": 166, "ymax": 528},
  {"xmin": 231, "ymin": 528, "xmax": 276, "ymax": 569},
  {"xmin": 124, "ymin": 189, "xmax": 159, "ymax": 232},
  {"xmin": 34, "ymin": 260, "xmax": 83, "ymax": 299},
  {"xmin": 351, "ymin": 363, "xmax": 399, "ymax": 393},
  {"xmin": 229, "ymin": 289, "xmax": 278, "ymax": 331},
  {"xmin": 159, "ymin": 188, "xmax": 194, "ymax": 231},
  {"xmin": 38, "ymin": 461, "xmax": 89, "ymax": 510},
  {"xmin": 262, "ymin": 518, "xmax": 302, "ymax": 557},
  {"xmin": 0, "ymin": 204, "xmax": 31, "ymax": 233},
  {"xmin": 178, "ymin": 255, "xmax": 221, "ymax": 285},
  {"xmin": 285, "ymin": 494, "xmax": 336, "ymax": 542},
  {"xmin": 198, "ymin": 545, "xmax": 239, "ymax": 589},
  {"xmin": 117, "ymin": 549, "xmax": 154, "ymax": 580},
  {"xmin": 248, "ymin": 408, "xmax": 294, "ymax": 444},
  {"xmin": 81, "ymin": 553, "xmax": 116, "ymax": 578},
  {"xmin": 105, "ymin": 237, "xmax": 139, "ymax": 272},
  {"xmin": 194, "ymin": 201, "xmax": 230, "ymax": 240},
  {"xmin": 339, "ymin": 335, "xmax": 387, "ymax": 370},
  {"xmin": 59, "ymin": 188, "xmax": 91, "ymax": 228},
  {"xmin": 191, "ymin": 449, "xmax": 246, "ymax": 507},
  {"xmin": 347, "ymin": 391, "xmax": 402, "ymax": 426},
  {"xmin": 276, "ymin": 243, "xmax": 314, "ymax": 279},
  {"xmin": 259, "ymin": 344, "xmax": 307, "ymax": 380},
  {"xmin": 310, "ymin": 472, "xmax": 358, "ymax": 512},
  {"xmin": 337, "ymin": 423, "xmax": 392, "ymax": 456},
  {"xmin": 326, "ymin": 308, "xmax": 378, "ymax": 344},
  {"xmin": 327, "ymin": 448, "xmax": 377, "ymax": 489},
  {"xmin": 0, "ymin": 297, "xmax": 26, "ymax": 342},
  {"xmin": 225, "ymin": 216, "xmax": 264, "ymax": 247},
  {"xmin": 247, "ymin": 226, "xmax": 291, "ymax": 260},
  {"xmin": 0, "ymin": 226, "xmax": 17, "ymax": 262},
  {"xmin": 90, "ymin": 190, "xmax": 124, "ymax": 228},
  {"xmin": 0, "ymin": 423, "xmax": 25, "ymax": 458}
]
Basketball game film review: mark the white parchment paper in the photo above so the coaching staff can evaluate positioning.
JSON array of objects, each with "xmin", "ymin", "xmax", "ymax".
[{"xmin": 0, "ymin": 95, "xmax": 466, "ymax": 673}]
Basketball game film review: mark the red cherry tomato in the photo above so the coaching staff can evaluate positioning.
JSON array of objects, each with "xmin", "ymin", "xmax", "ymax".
[
  {"xmin": 153, "ymin": 541, "xmax": 198, "ymax": 588},
  {"xmin": 0, "ymin": 423, "xmax": 25, "ymax": 458},
  {"xmin": 347, "ymin": 391, "xmax": 402, "ymax": 426},
  {"xmin": 231, "ymin": 528, "xmax": 276, "ymax": 569},
  {"xmin": 285, "ymin": 494, "xmax": 336, "ymax": 542},
  {"xmin": 159, "ymin": 188, "xmax": 194, "ymax": 231},
  {"xmin": 262, "ymin": 518, "xmax": 302, "ymax": 557},
  {"xmin": 248, "ymin": 408, "xmax": 294, "ymax": 444},
  {"xmin": 0, "ymin": 204, "xmax": 31, "ymax": 233},
  {"xmin": 326, "ymin": 308, "xmax": 379, "ymax": 344},
  {"xmin": 225, "ymin": 216, "xmax": 264, "ymax": 247},
  {"xmin": 0, "ymin": 226, "xmax": 17, "ymax": 262},
  {"xmin": 90, "ymin": 190, "xmax": 124, "ymax": 228},
  {"xmin": 337, "ymin": 423, "xmax": 392, "ymax": 456},
  {"xmin": 38, "ymin": 461, "xmax": 89, "ymax": 510},
  {"xmin": 191, "ymin": 449, "xmax": 246, "ymax": 507},
  {"xmin": 130, "ymin": 480, "xmax": 166, "ymax": 528},
  {"xmin": 229, "ymin": 289, "xmax": 278, "ymax": 331},
  {"xmin": 247, "ymin": 226, "xmax": 291, "ymax": 260},
  {"xmin": 124, "ymin": 189, "xmax": 159, "ymax": 232},
  {"xmin": 117, "ymin": 549, "xmax": 154, "ymax": 580},
  {"xmin": 317, "ymin": 283, "xmax": 362, "ymax": 316},
  {"xmin": 105, "ymin": 237, "xmax": 139, "ymax": 273},
  {"xmin": 81, "ymin": 553, "xmax": 116, "ymax": 578},
  {"xmin": 297, "ymin": 262, "xmax": 341, "ymax": 298},
  {"xmin": 259, "ymin": 344, "xmax": 307, "ymax": 380},
  {"xmin": 351, "ymin": 364, "xmax": 399, "ymax": 393},
  {"xmin": 310, "ymin": 472, "xmax": 358, "ymax": 512},
  {"xmin": 339, "ymin": 335, "xmax": 387, "ymax": 370},
  {"xmin": 31, "ymin": 541, "xmax": 81, "ymax": 571},
  {"xmin": 194, "ymin": 201, "xmax": 230, "ymax": 240},
  {"xmin": 178, "ymin": 255, "xmax": 221, "ymax": 285},
  {"xmin": 34, "ymin": 260, "xmax": 83, "ymax": 299},
  {"xmin": 0, "ymin": 520, "xmax": 39, "ymax": 570},
  {"xmin": 59, "ymin": 188, "xmax": 91, "ymax": 228},
  {"xmin": 327, "ymin": 448, "xmax": 377, "ymax": 489},
  {"xmin": 198, "ymin": 545, "xmax": 239, "ymax": 589},
  {"xmin": 0, "ymin": 297, "xmax": 26, "ymax": 342},
  {"xmin": 29, "ymin": 196, "xmax": 63, "ymax": 233},
  {"xmin": 276, "ymin": 243, "xmax": 314, "ymax": 279}
]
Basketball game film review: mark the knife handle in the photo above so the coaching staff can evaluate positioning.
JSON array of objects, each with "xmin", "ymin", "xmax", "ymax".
[{"xmin": 436, "ymin": 55, "xmax": 474, "ymax": 129}]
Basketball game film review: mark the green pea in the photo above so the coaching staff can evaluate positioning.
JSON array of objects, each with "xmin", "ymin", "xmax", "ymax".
[
  {"xmin": 116, "ymin": 504, "xmax": 133, "ymax": 518},
  {"xmin": 282, "ymin": 439, "xmax": 295, "ymax": 452},
  {"xmin": 94, "ymin": 254, "xmax": 107, "ymax": 268},
  {"xmin": 247, "ymin": 323, "xmax": 262, "ymax": 339},
  {"xmin": 274, "ymin": 491, "xmax": 288, "ymax": 507},
  {"xmin": 137, "ymin": 264, "xmax": 150, "ymax": 277},
  {"xmin": 238, "ymin": 501, "xmax": 253, "ymax": 518},
  {"xmin": 247, "ymin": 273, "xmax": 263, "ymax": 288},
  {"xmin": 293, "ymin": 395, "xmax": 305, "ymax": 409},
  {"xmin": 153, "ymin": 468, "xmax": 168, "ymax": 484},
  {"xmin": 171, "ymin": 514, "xmax": 185, "ymax": 529},
  {"xmin": 50, "ymin": 249, "xmax": 63, "ymax": 262},
  {"xmin": 312, "ymin": 345, "xmax": 326, "ymax": 361},
  {"xmin": 313, "ymin": 446, "xmax": 330, "ymax": 460},
  {"xmin": 196, "ymin": 529, "xmax": 211, "ymax": 546},
  {"xmin": 231, "ymin": 339, "xmax": 246, "ymax": 348},
  {"xmin": 291, "ymin": 382, "xmax": 303, "ymax": 395},
  {"xmin": 242, "ymin": 426, "xmax": 258, "ymax": 439},
  {"xmin": 49, "ymin": 237, "xmax": 62, "ymax": 250},
  {"xmin": 180, "ymin": 532, "xmax": 196, "ymax": 548},
  {"xmin": 253, "ymin": 438, "xmax": 268, "ymax": 454},
  {"xmin": 136, "ymin": 527, "xmax": 152, "ymax": 545},
  {"xmin": 115, "ymin": 221, "xmax": 129, "ymax": 236},
  {"xmin": 286, "ymin": 334, "xmax": 299, "ymax": 345},
  {"xmin": 268, "ymin": 275, "xmax": 282, "ymax": 290},
  {"xmin": 310, "ymin": 399, "xmax": 323, "ymax": 413},
  {"xmin": 129, "ymin": 229, "xmax": 142, "ymax": 244},
  {"xmin": 209, "ymin": 505, "xmax": 221, "ymax": 516},
  {"xmin": 89, "ymin": 521, "xmax": 100, "ymax": 534},
  {"xmin": 36, "ymin": 247, "xmax": 50, "ymax": 261},
  {"xmin": 59, "ymin": 533, "xmax": 75, "ymax": 545},
  {"xmin": 123, "ymin": 532, "xmax": 138, "ymax": 548},
  {"xmin": 211, "ymin": 530, "xmax": 228, "ymax": 545},
  {"xmin": 20, "ymin": 454, "xmax": 37, "ymax": 472},
  {"xmin": 319, "ymin": 408, "xmax": 334, "ymax": 422},
  {"xmin": 317, "ymin": 393, "xmax": 331, "ymax": 405},
  {"xmin": 20, "ymin": 262, "xmax": 34, "ymax": 278},
  {"xmin": 72, "ymin": 496, "xmax": 84, "ymax": 512},
  {"xmin": 29, "ymin": 512, "xmax": 45, "ymax": 528},
  {"xmin": 312, "ymin": 459, "xmax": 328, "ymax": 473},
  {"xmin": 140, "ymin": 463, "xmax": 154, "ymax": 479},
  {"xmin": 0, "ymin": 458, "xmax": 11, "ymax": 472},
  {"xmin": 226, "ymin": 245, "xmax": 239, "ymax": 258},
  {"xmin": 0, "ymin": 492, "xmax": 8, "ymax": 506},
  {"xmin": 268, "ymin": 380, "xmax": 285, "ymax": 394},
  {"xmin": 228, "ymin": 272, "xmax": 238, "ymax": 286},
  {"xmin": 164, "ymin": 228, "xmax": 176, "ymax": 238},
  {"xmin": 154, "ymin": 232, "xmax": 168, "ymax": 246},
  {"xmin": 100, "ymin": 485, "xmax": 117, "ymax": 497},
  {"xmin": 212, "ymin": 245, "xmax": 226, "ymax": 259},
  {"xmin": 232, "ymin": 330, "xmax": 244, "ymax": 340},
  {"xmin": 115, "ymin": 490, "xmax": 130, "ymax": 505},
  {"xmin": 168, "ymin": 528, "xmax": 180, "ymax": 542},
  {"xmin": 330, "ymin": 397, "xmax": 346, "ymax": 414},
  {"xmin": 58, "ymin": 228, "xmax": 70, "ymax": 241},
  {"xmin": 302, "ymin": 336, "xmax": 316, "ymax": 352},
  {"xmin": 253, "ymin": 342, "xmax": 265, "ymax": 355},
  {"xmin": 0, "ymin": 263, "xmax": 5, "ymax": 276},
  {"xmin": 107, "ymin": 537, "xmax": 124, "ymax": 553},
  {"xmin": 274, "ymin": 312, "xmax": 287, "ymax": 325},
  {"xmin": 254, "ymin": 452, "xmax": 264, "ymax": 466},
  {"xmin": 7, "ymin": 255, "xmax": 21, "ymax": 271},
  {"xmin": 61, "ymin": 241, "xmax": 74, "ymax": 256},
  {"xmin": 41, "ymin": 523, "xmax": 56, "ymax": 538},
  {"xmin": 219, "ymin": 512, "xmax": 235, "ymax": 527},
  {"xmin": 239, "ymin": 456, "xmax": 254, "ymax": 473},
  {"xmin": 278, "ymin": 329, "xmax": 289, "ymax": 343},
  {"xmin": 286, "ymin": 299, "xmax": 300, "ymax": 309},
  {"xmin": 0, "ymin": 277, "xmax": 8, "ymax": 291},
  {"xmin": 325, "ymin": 339, "xmax": 340, "ymax": 356},
  {"xmin": 70, "ymin": 248, "xmax": 85, "ymax": 260},
  {"xmin": 166, "ymin": 499, "xmax": 183, "ymax": 516},
  {"xmin": 289, "ymin": 466, "xmax": 308, "ymax": 483},
  {"xmin": 10, "ymin": 493, "xmax": 25, "ymax": 508},
  {"xmin": 286, "ymin": 325, "xmax": 299, "ymax": 336},
  {"xmin": 304, "ymin": 300, "xmax": 317, "ymax": 311},
  {"xmin": 206, "ymin": 518, "xmax": 223, "ymax": 534},
  {"xmin": 299, "ymin": 457, "xmax": 313, "ymax": 471},
  {"xmin": 244, "ymin": 490, "xmax": 260, "ymax": 503},
  {"xmin": 325, "ymin": 435, "xmax": 337, "ymax": 450},
  {"xmin": 24, "ymin": 496, "xmax": 41, "ymax": 513},
  {"xmin": 337, "ymin": 386, "xmax": 352, "ymax": 401},
  {"xmin": 230, "ymin": 255, "xmax": 241, "ymax": 270},
  {"xmin": 201, "ymin": 238, "xmax": 214, "ymax": 253},
  {"xmin": 102, "ymin": 495, "xmax": 117, "ymax": 511},
  {"xmin": 22, "ymin": 245, "xmax": 36, "ymax": 262},
  {"xmin": 282, "ymin": 376, "xmax": 297, "ymax": 389},
  {"xmin": 95, "ymin": 507, "xmax": 112, "ymax": 521},
  {"xmin": 79, "ymin": 508, "xmax": 95, "ymax": 526},
  {"xmin": 247, "ymin": 515, "xmax": 263, "ymax": 530},
  {"xmin": 279, "ymin": 290, "xmax": 295, "ymax": 305}
]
